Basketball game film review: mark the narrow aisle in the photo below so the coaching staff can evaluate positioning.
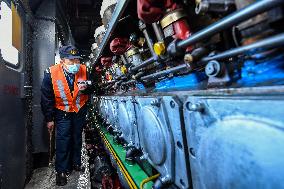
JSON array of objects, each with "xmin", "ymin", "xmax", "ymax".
[{"xmin": 25, "ymin": 134, "xmax": 91, "ymax": 189}]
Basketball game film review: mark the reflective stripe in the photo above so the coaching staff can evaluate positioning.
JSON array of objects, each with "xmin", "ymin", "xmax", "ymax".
[
  {"xmin": 57, "ymin": 80, "xmax": 69, "ymax": 111},
  {"xmin": 51, "ymin": 64, "xmax": 88, "ymax": 112},
  {"xmin": 76, "ymin": 95, "xmax": 81, "ymax": 110}
]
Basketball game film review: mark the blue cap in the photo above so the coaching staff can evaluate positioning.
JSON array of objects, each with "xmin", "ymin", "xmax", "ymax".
[{"xmin": 59, "ymin": 45, "xmax": 82, "ymax": 59}]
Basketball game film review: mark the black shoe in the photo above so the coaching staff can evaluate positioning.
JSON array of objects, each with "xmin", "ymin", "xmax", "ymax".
[
  {"xmin": 73, "ymin": 165, "xmax": 85, "ymax": 172},
  {"xmin": 66, "ymin": 171, "xmax": 72, "ymax": 177},
  {"xmin": 56, "ymin": 172, "xmax": 67, "ymax": 186}
]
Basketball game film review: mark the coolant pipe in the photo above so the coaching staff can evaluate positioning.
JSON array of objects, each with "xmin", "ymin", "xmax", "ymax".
[
  {"xmin": 200, "ymin": 33, "xmax": 284, "ymax": 63},
  {"xmin": 152, "ymin": 22, "xmax": 165, "ymax": 42},
  {"xmin": 173, "ymin": 0, "xmax": 284, "ymax": 51},
  {"xmin": 131, "ymin": 56, "xmax": 158, "ymax": 72},
  {"xmin": 141, "ymin": 64, "xmax": 188, "ymax": 81}
]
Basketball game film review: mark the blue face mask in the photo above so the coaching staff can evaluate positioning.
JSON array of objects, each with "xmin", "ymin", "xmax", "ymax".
[{"xmin": 65, "ymin": 64, "xmax": 80, "ymax": 74}]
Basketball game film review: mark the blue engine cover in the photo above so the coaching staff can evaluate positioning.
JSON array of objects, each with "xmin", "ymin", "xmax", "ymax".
[
  {"xmin": 237, "ymin": 54, "xmax": 284, "ymax": 86},
  {"xmin": 154, "ymin": 54, "xmax": 284, "ymax": 91},
  {"xmin": 155, "ymin": 72, "xmax": 207, "ymax": 91}
]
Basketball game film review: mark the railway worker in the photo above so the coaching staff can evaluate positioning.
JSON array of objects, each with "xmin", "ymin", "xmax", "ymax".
[{"xmin": 41, "ymin": 45, "xmax": 90, "ymax": 186}]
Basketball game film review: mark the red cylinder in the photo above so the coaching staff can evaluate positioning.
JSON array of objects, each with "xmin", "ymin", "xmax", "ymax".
[
  {"xmin": 172, "ymin": 18, "xmax": 192, "ymax": 51},
  {"xmin": 110, "ymin": 38, "xmax": 131, "ymax": 55},
  {"xmin": 100, "ymin": 57, "xmax": 113, "ymax": 68}
]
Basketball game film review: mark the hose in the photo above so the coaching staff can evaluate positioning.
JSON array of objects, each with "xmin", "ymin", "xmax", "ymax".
[{"xmin": 140, "ymin": 173, "xmax": 160, "ymax": 189}]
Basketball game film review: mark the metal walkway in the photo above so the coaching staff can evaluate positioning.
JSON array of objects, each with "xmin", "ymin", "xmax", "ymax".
[{"xmin": 25, "ymin": 134, "xmax": 90, "ymax": 189}]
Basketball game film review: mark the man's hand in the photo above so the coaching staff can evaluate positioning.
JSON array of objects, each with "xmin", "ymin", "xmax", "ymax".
[
  {"xmin": 77, "ymin": 80, "xmax": 91, "ymax": 91},
  {"xmin": 78, "ymin": 83, "xmax": 87, "ymax": 91},
  {"xmin": 47, "ymin": 121, "xmax": 54, "ymax": 133}
]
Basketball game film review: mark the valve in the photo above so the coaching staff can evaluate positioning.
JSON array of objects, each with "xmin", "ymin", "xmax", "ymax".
[
  {"xmin": 154, "ymin": 42, "xmax": 166, "ymax": 56},
  {"xmin": 205, "ymin": 60, "xmax": 225, "ymax": 77}
]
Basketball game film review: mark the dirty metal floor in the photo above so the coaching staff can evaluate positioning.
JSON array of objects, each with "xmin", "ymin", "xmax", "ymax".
[{"xmin": 25, "ymin": 135, "xmax": 90, "ymax": 189}]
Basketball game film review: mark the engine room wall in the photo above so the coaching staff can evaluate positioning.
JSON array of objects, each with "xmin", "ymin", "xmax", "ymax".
[
  {"xmin": 0, "ymin": 0, "xmax": 28, "ymax": 188},
  {"xmin": 32, "ymin": 0, "xmax": 55, "ymax": 153},
  {"xmin": 55, "ymin": 0, "xmax": 75, "ymax": 46}
]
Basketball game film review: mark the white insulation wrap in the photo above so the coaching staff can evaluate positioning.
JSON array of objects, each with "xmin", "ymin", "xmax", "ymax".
[
  {"xmin": 91, "ymin": 43, "xmax": 98, "ymax": 51},
  {"xmin": 100, "ymin": 0, "xmax": 117, "ymax": 19},
  {"xmin": 94, "ymin": 25, "xmax": 106, "ymax": 38}
]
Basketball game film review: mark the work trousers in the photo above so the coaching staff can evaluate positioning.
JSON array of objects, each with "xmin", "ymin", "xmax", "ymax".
[{"xmin": 55, "ymin": 106, "xmax": 87, "ymax": 173}]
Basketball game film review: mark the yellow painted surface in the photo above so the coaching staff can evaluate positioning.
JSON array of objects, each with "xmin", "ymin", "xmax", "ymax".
[
  {"xmin": 154, "ymin": 42, "xmax": 166, "ymax": 56},
  {"xmin": 12, "ymin": 2, "xmax": 22, "ymax": 51}
]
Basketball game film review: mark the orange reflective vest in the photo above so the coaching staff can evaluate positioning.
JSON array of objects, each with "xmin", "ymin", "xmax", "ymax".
[{"xmin": 50, "ymin": 64, "xmax": 89, "ymax": 112}]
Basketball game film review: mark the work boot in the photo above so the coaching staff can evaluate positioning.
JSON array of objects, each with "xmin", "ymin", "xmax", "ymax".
[
  {"xmin": 66, "ymin": 171, "xmax": 72, "ymax": 177},
  {"xmin": 56, "ymin": 172, "xmax": 67, "ymax": 186},
  {"xmin": 73, "ymin": 164, "xmax": 85, "ymax": 172}
]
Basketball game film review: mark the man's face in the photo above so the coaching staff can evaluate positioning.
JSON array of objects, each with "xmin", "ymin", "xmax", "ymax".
[{"xmin": 62, "ymin": 58, "xmax": 80, "ymax": 65}]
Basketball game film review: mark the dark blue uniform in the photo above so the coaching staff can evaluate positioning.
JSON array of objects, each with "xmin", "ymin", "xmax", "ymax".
[{"xmin": 41, "ymin": 68, "xmax": 88, "ymax": 173}]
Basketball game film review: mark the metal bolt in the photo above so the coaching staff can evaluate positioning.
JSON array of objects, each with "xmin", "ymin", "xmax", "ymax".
[
  {"xmin": 184, "ymin": 53, "xmax": 193, "ymax": 63},
  {"xmin": 131, "ymin": 99, "xmax": 137, "ymax": 104},
  {"xmin": 140, "ymin": 153, "xmax": 148, "ymax": 160},
  {"xmin": 188, "ymin": 102, "xmax": 204, "ymax": 112},
  {"xmin": 205, "ymin": 63, "xmax": 215, "ymax": 75},
  {"xmin": 190, "ymin": 148, "xmax": 196, "ymax": 158},
  {"xmin": 127, "ymin": 142, "xmax": 134, "ymax": 147},
  {"xmin": 170, "ymin": 100, "xmax": 175, "ymax": 108},
  {"xmin": 151, "ymin": 99, "xmax": 160, "ymax": 107},
  {"xmin": 205, "ymin": 60, "xmax": 221, "ymax": 77},
  {"xmin": 195, "ymin": 1, "xmax": 209, "ymax": 14}
]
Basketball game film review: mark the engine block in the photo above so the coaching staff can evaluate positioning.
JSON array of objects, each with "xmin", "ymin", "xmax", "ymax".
[{"xmin": 90, "ymin": 0, "xmax": 284, "ymax": 188}]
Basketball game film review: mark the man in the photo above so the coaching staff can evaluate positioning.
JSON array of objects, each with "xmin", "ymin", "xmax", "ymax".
[{"xmin": 41, "ymin": 45, "xmax": 90, "ymax": 186}]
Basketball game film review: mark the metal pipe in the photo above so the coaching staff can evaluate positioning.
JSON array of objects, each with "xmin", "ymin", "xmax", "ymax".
[
  {"xmin": 177, "ymin": 0, "xmax": 284, "ymax": 49},
  {"xmin": 133, "ymin": 71, "xmax": 144, "ymax": 80},
  {"xmin": 121, "ymin": 54, "xmax": 128, "ymax": 65},
  {"xmin": 116, "ymin": 75, "xmax": 123, "ymax": 80},
  {"xmin": 140, "ymin": 21, "xmax": 156, "ymax": 56},
  {"xmin": 152, "ymin": 22, "xmax": 165, "ymax": 42},
  {"xmin": 144, "ymin": 30, "xmax": 156, "ymax": 56},
  {"xmin": 121, "ymin": 80, "xmax": 136, "ymax": 85},
  {"xmin": 126, "ymin": 80, "xmax": 136, "ymax": 85},
  {"xmin": 143, "ymin": 29, "xmax": 156, "ymax": 56},
  {"xmin": 120, "ymin": 76, "xmax": 127, "ymax": 80},
  {"xmin": 141, "ymin": 64, "xmax": 188, "ymax": 81},
  {"xmin": 201, "ymin": 33, "xmax": 284, "ymax": 63},
  {"xmin": 107, "ymin": 80, "xmax": 116, "ymax": 85},
  {"xmin": 105, "ymin": 85, "xmax": 112, "ymax": 90},
  {"xmin": 140, "ymin": 33, "xmax": 284, "ymax": 82},
  {"xmin": 115, "ymin": 80, "xmax": 123, "ymax": 85},
  {"xmin": 130, "ymin": 56, "xmax": 157, "ymax": 72},
  {"xmin": 104, "ymin": 80, "xmax": 116, "ymax": 89}
]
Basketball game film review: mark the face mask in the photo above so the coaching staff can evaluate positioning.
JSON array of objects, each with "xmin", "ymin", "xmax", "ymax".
[{"xmin": 64, "ymin": 64, "xmax": 80, "ymax": 74}]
